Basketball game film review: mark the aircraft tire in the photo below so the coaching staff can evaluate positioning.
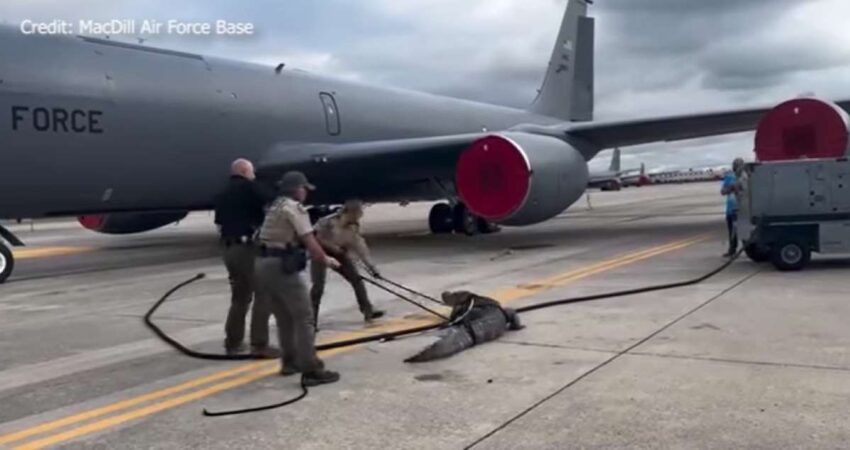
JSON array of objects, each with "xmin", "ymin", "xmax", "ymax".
[
  {"xmin": 476, "ymin": 218, "xmax": 500, "ymax": 234},
  {"xmin": 0, "ymin": 242, "xmax": 13, "ymax": 284},
  {"xmin": 453, "ymin": 204, "xmax": 478, "ymax": 236},
  {"xmin": 428, "ymin": 203, "xmax": 454, "ymax": 234}
]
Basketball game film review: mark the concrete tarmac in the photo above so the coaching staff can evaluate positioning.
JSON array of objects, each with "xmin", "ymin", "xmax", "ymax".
[{"xmin": 2, "ymin": 183, "xmax": 850, "ymax": 449}]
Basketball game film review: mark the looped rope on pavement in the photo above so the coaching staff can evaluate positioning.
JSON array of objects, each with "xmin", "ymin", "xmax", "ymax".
[{"xmin": 146, "ymin": 250, "xmax": 742, "ymax": 416}]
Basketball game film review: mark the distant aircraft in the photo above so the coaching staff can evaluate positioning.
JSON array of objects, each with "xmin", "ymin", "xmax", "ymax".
[
  {"xmin": 649, "ymin": 165, "xmax": 729, "ymax": 184},
  {"xmin": 587, "ymin": 148, "xmax": 622, "ymax": 191},
  {"xmin": 620, "ymin": 163, "xmax": 651, "ymax": 187},
  {"xmin": 0, "ymin": 0, "xmax": 848, "ymax": 282}
]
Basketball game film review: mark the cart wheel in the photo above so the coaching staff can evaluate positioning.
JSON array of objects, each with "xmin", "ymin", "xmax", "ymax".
[
  {"xmin": 744, "ymin": 243, "xmax": 770, "ymax": 263},
  {"xmin": 770, "ymin": 239, "xmax": 810, "ymax": 271}
]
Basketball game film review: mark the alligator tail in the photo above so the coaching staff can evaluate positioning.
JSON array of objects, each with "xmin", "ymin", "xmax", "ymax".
[{"xmin": 404, "ymin": 327, "xmax": 475, "ymax": 363}]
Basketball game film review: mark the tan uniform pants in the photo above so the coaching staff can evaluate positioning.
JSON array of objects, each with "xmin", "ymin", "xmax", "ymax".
[
  {"xmin": 255, "ymin": 256, "xmax": 324, "ymax": 373},
  {"xmin": 310, "ymin": 249, "xmax": 374, "ymax": 324}
]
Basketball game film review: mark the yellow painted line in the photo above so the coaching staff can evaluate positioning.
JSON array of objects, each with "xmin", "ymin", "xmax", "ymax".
[
  {"xmin": 492, "ymin": 235, "xmax": 708, "ymax": 302},
  {"xmin": 0, "ymin": 314, "xmax": 450, "ymax": 447},
  {"xmin": 12, "ymin": 247, "xmax": 95, "ymax": 260},
  {"xmin": 0, "ymin": 362, "xmax": 268, "ymax": 446},
  {"xmin": 4, "ymin": 235, "xmax": 706, "ymax": 449},
  {"xmin": 13, "ymin": 349, "xmax": 349, "ymax": 450}
]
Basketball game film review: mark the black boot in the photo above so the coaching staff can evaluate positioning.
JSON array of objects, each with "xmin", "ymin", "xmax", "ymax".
[
  {"xmin": 303, "ymin": 369, "xmax": 340, "ymax": 386},
  {"xmin": 364, "ymin": 310, "xmax": 385, "ymax": 322}
]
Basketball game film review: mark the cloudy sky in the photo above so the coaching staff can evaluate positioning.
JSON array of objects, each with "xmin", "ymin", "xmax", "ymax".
[{"xmin": 3, "ymin": 0, "xmax": 850, "ymax": 172}]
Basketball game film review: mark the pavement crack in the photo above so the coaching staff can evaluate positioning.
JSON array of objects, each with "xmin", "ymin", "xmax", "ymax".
[
  {"xmin": 465, "ymin": 266, "xmax": 761, "ymax": 449},
  {"xmin": 628, "ymin": 351, "xmax": 850, "ymax": 373},
  {"xmin": 496, "ymin": 340, "xmax": 615, "ymax": 355}
]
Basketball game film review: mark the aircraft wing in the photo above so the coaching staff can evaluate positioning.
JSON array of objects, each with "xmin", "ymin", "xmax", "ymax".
[
  {"xmin": 564, "ymin": 100, "xmax": 850, "ymax": 151},
  {"xmin": 258, "ymin": 99, "xmax": 850, "ymax": 201},
  {"xmin": 259, "ymin": 133, "xmax": 482, "ymax": 178},
  {"xmin": 257, "ymin": 133, "xmax": 485, "ymax": 202}
]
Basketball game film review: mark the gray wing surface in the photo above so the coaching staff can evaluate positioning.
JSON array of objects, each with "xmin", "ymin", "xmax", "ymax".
[
  {"xmin": 564, "ymin": 99, "xmax": 850, "ymax": 153},
  {"xmin": 257, "ymin": 133, "xmax": 485, "ymax": 203},
  {"xmin": 256, "ymin": 99, "xmax": 850, "ymax": 202},
  {"xmin": 259, "ymin": 133, "xmax": 483, "ymax": 179}
]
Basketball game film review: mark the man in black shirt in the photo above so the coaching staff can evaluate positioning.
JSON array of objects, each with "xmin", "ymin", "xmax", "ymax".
[{"xmin": 214, "ymin": 158, "xmax": 279, "ymax": 358}]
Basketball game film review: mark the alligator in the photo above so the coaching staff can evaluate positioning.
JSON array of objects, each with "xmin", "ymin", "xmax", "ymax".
[{"xmin": 404, "ymin": 290, "xmax": 524, "ymax": 363}]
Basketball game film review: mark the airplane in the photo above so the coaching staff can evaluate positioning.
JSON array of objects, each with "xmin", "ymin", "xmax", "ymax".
[
  {"xmin": 620, "ymin": 163, "xmax": 651, "ymax": 187},
  {"xmin": 587, "ymin": 148, "xmax": 622, "ymax": 191},
  {"xmin": 649, "ymin": 165, "xmax": 729, "ymax": 184},
  {"xmin": 1, "ymin": 0, "xmax": 849, "ymax": 283}
]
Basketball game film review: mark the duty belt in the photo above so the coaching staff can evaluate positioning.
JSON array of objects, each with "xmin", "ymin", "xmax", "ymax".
[
  {"xmin": 221, "ymin": 236, "xmax": 254, "ymax": 246},
  {"xmin": 260, "ymin": 245, "xmax": 303, "ymax": 258}
]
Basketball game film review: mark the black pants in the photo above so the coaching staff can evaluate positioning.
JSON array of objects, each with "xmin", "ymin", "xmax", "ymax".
[
  {"xmin": 222, "ymin": 244, "xmax": 271, "ymax": 350},
  {"xmin": 726, "ymin": 212, "xmax": 738, "ymax": 254},
  {"xmin": 310, "ymin": 250, "xmax": 373, "ymax": 324}
]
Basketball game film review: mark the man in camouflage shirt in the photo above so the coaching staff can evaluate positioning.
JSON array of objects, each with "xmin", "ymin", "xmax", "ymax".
[{"xmin": 311, "ymin": 200, "xmax": 385, "ymax": 325}]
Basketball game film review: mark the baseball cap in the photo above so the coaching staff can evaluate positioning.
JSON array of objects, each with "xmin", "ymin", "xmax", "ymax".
[{"xmin": 277, "ymin": 171, "xmax": 316, "ymax": 191}]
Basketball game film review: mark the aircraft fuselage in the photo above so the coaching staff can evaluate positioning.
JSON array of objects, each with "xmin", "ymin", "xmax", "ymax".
[{"xmin": 0, "ymin": 28, "xmax": 560, "ymax": 219}]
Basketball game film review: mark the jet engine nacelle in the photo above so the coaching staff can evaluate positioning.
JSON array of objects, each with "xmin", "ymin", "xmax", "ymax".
[
  {"xmin": 455, "ymin": 132, "xmax": 589, "ymax": 226},
  {"xmin": 78, "ymin": 211, "xmax": 188, "ymax": 234}
]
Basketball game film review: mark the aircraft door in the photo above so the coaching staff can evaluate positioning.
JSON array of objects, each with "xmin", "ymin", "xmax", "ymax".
[{"xmin": 319, "ymin": 92, "xmax": 341, "ymax": 136}]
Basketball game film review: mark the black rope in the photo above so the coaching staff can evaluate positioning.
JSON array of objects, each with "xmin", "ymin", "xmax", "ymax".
[
  {"xmin": 146, "ymin": 251, "xmax": 742, "ymax": 417},
  {"xmin": 143, "ymin": 273, "xmax": 256, "ymax": 360},
  {"xmin": 370, "ymin": 273, "xmax": 445, "ymax": 306},
  {"xmin": 359, "ymin": 275, "xmax": 450, "ymax": 321},
  {"xmin": 203, "ymin": 375, "xmax": 309, "ymax": 417},
  {"xmin": 515, "ymin": 250, "xmax": 742, "ymax": 313}
]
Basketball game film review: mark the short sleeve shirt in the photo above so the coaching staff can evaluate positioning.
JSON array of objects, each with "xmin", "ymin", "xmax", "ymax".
[
  {"xmin": 258, "ymin": 197, "xmax": 313, "ymax": 248},
  {"xmin": 722, "ymin": 173, "xmax": 738, "ymax": 215},
  {"xmin": 314, "ymin": 213, "xmax": 373, "ymax": 266},
  {"xmin": 315, "ymin": 214, "xmax": 358, "ymax": 248}
]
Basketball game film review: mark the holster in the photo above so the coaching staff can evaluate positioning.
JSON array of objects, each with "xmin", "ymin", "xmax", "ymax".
[
  {"xmin": 261, "ymin": 246, "xmax": 307, "ymax": 274},
  {"xmin": 280, "ymin": 250, "xmax": 307, "ymax": 274}
]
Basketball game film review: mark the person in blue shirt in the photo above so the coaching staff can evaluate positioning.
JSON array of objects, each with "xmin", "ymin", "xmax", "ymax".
[{"xmin": 721, "ymin": 158, "xmax": 745, "ymax": 257}]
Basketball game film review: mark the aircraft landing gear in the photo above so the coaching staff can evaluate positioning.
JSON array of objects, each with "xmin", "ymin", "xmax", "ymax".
[
  {"xmin": 308, "ymin": 205, "xmax": 340, "ymax": 225},
  {"xmin": 428, "ymin": 202, "xmax": 499, "ymax": 236},
  {"xmin": 428, "ymin": 203, "xmax": 454, "ymax": 234},
  {"xmin": 0, "ymin": 224, "xmax": 23, "ymax": 284},
  {"xmin": 476, "ymin": 217, "xmax": 501, "ymax": 235},
  {"xmin": 0, "ymin": 242, "xmax": 12, "ymax": 284},
  {"xmin": 0, "ymin": 242, "xmax": 15, "ymax": 284},
  {"xmin": 453, "ymin": 204, "xmax": 478, "ymax": 236}
]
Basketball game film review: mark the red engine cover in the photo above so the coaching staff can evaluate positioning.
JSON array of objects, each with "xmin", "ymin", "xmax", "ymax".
[
  {"xmin": 755, "ymin": 98, "xmax": 850, "ymax": 161},
  {"xmin": 455, "ymin": 135, "xmax": 531, "ymax": 220},
  {"xmin": 78, "ymin": 215, "xmax": 106, "ymax": 231}
]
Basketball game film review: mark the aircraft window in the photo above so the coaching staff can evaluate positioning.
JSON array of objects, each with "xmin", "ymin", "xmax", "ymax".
[{"xmin": 319, "ymin": 92, "xmax": 341, "ymax": 135}]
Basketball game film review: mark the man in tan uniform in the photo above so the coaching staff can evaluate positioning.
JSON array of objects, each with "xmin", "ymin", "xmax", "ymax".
[
  {"xmin": 255, "ymin": 171, "xmax": 341, "ymax": 386},
  {"xmin": 311, "ymin": 200, "xmax": 385, "ymax": 326}
]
